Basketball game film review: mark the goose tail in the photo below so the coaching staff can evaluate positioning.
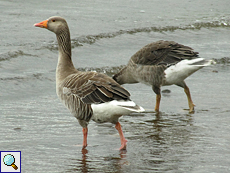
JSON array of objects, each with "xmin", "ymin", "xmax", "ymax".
[{"xmin": 190, "ymin": 58, "xmax": 216, "ymax": 66}]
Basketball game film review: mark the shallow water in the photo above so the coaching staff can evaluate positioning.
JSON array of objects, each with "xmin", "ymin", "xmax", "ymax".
[{"xmin": 1, "ymin": 0, "xmax": 230, "ymax": 172}]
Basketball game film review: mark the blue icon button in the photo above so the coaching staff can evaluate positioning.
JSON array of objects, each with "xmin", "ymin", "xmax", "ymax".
[{"xmin": 3, "ymin": 154, "xmax": 18, "ymax": 170}]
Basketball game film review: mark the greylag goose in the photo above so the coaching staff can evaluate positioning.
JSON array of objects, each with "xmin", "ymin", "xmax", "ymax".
[
  {"xmin": 34, "ymin": 16, "xmax": 144, "ymax": 150},
  {"xmin": 113, "ymin": 41, "xmax": 215, "ymax": 113}
]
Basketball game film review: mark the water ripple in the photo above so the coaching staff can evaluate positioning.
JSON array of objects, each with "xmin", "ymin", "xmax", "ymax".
[
  {"xmin": 70, "ymin": 19, "xmax": 230, "ymax": 47},
  {"xmin": 213, "ymin": 57, "xmax": 230, "ymax": 65},
  {"xmin": 0, "ymin": 50, "xmax": 37, "ymax": 61},
  {"xmin": 37, "ymin": 18, "xmax": 230, "ymax": 50}
]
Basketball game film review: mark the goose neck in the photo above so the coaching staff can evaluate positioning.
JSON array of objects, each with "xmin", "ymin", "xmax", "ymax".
[{"xmin": 56, "ymin": 27, "xmax": 76, "ymax": 81}]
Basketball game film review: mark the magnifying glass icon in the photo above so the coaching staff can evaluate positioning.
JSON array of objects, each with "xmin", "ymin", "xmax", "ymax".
[{"xmin": 3, "ymin": 154, "xmax": 18, "ymax": 170}]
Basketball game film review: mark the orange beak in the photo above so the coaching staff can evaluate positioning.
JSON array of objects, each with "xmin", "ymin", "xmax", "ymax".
[{"xmin": 34, "ymin": 20, "xmax": 48, "ymax": 28}]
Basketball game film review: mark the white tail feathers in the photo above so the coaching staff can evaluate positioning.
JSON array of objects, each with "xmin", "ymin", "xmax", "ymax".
[
  {"xmin": 189, "ymin": 58, "xmax": 216, "ymax": 66},
  {"xmin": 164, "ymin": 58, "xmax": 215, "ymax": 86},
  {"xmin": 111, "ymin": 100, "xmax": 145, "ymax": 112},
  {"xmin": 91, "ymin": 100, "xmax": 145, "ymax": 115},
  {"xmin": 91, "ymin": 100, "xmax": 145, "ymax": 123}
]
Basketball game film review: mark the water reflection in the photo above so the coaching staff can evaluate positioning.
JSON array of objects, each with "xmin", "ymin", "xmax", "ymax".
[
  {"xmin": 65, "ymin": 148, "xmax": 91, "ymax": 173},
  {"xmin": 137, "ymin": 112, "xmax": 196, "ymax": 171},
  {"xmin": 118, "ymin": 150, "xmax": 129, "ymax": 167},
  {"xmin": 66, "ymin": 148, "xmax": 129, "ymax": 173},
  {"xmin": 80, "ymin": 148, "xmax": 88, "ymax": 173}
]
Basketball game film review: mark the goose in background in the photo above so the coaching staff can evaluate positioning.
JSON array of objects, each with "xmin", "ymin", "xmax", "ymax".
[
  {"xmin": 34, "ymin": 16, "xmax": 144, "ymax": 150},
  {"xmin": 113, "ymin": 41, "xmax": 215, "ymax": 113}
]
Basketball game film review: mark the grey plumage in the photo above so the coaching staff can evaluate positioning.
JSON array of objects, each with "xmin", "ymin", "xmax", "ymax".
[
  {"xmin": 34, "ymin": 16, "xmax": 144, "ymax": 150},
  {"xmin": 113, "ymin": 40, "xmax": 214, "ymax": 112},
  {"xmin": 58, "ymin": 71, "xmax": 131, "ymax": 123}
]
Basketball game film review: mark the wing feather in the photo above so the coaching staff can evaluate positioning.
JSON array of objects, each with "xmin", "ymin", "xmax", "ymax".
[
  {"xmin": 130, "ymin": 40, "xmax": 199, "ymax": 66},
  {"xmin": 62, "ymin": 71, "xmax": 130, "ymax": 104}
]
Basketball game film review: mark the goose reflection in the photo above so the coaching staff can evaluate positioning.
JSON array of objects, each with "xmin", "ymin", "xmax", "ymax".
[
  {"xmin": 66, "ymin": 148, "xmax": 128, "ymax": 173},
  {"xmin": 79, "ymin": 148, "xmax": 89, "ymax": 173}
]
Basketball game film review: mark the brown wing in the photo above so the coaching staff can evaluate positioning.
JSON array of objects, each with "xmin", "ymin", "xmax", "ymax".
[
  {"xmin": 130, "ymin": 40, "xmax": 199, "ymax": 66},
  {"xmin": 62, "ymin": 71, "xmax": 130, "ymax": 104}
]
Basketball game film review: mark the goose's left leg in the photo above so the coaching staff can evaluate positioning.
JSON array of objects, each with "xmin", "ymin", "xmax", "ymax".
[
  {"xmin": 82, "ymin": 127, "xmax": 88, "ymax": 149},
  {"xmin": 115, "ymin": 122, "xmax": 127, "ymax": 150},
  {"xmin": 152, "ymin": 86, "xmax": 161, "ymax": 112},
  {"xmin": 178, "ymin": 81, "xmax": 195, "ymax": 113}
]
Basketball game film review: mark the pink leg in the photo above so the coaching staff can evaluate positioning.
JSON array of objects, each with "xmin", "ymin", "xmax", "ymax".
[
  {"xmin": 115, "ymin": 122, "xmax": 127, "ymax": 150},
  {"xmin": 82, "ymin": 127, "xmax": 88, "ymax": 149}
]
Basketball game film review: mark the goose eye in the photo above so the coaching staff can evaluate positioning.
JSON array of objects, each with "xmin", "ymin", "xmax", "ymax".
[{"xmin": 52, "ymin": 20, "xmax": 56, "ymax": 22}]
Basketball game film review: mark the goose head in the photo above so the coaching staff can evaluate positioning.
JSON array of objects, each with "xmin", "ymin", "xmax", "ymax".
[{"xmin": 34, "ymin": 16, "xmax": 68, "ymax": 35}]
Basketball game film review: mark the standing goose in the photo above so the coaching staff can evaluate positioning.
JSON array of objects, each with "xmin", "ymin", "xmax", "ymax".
[
  {"xmin": 34, "ymin": 16, "xmax": 144, "ymax": 150},
  {"xmin": 113, "ymin": 41, "xmax": 215, "ymax": 113}
]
